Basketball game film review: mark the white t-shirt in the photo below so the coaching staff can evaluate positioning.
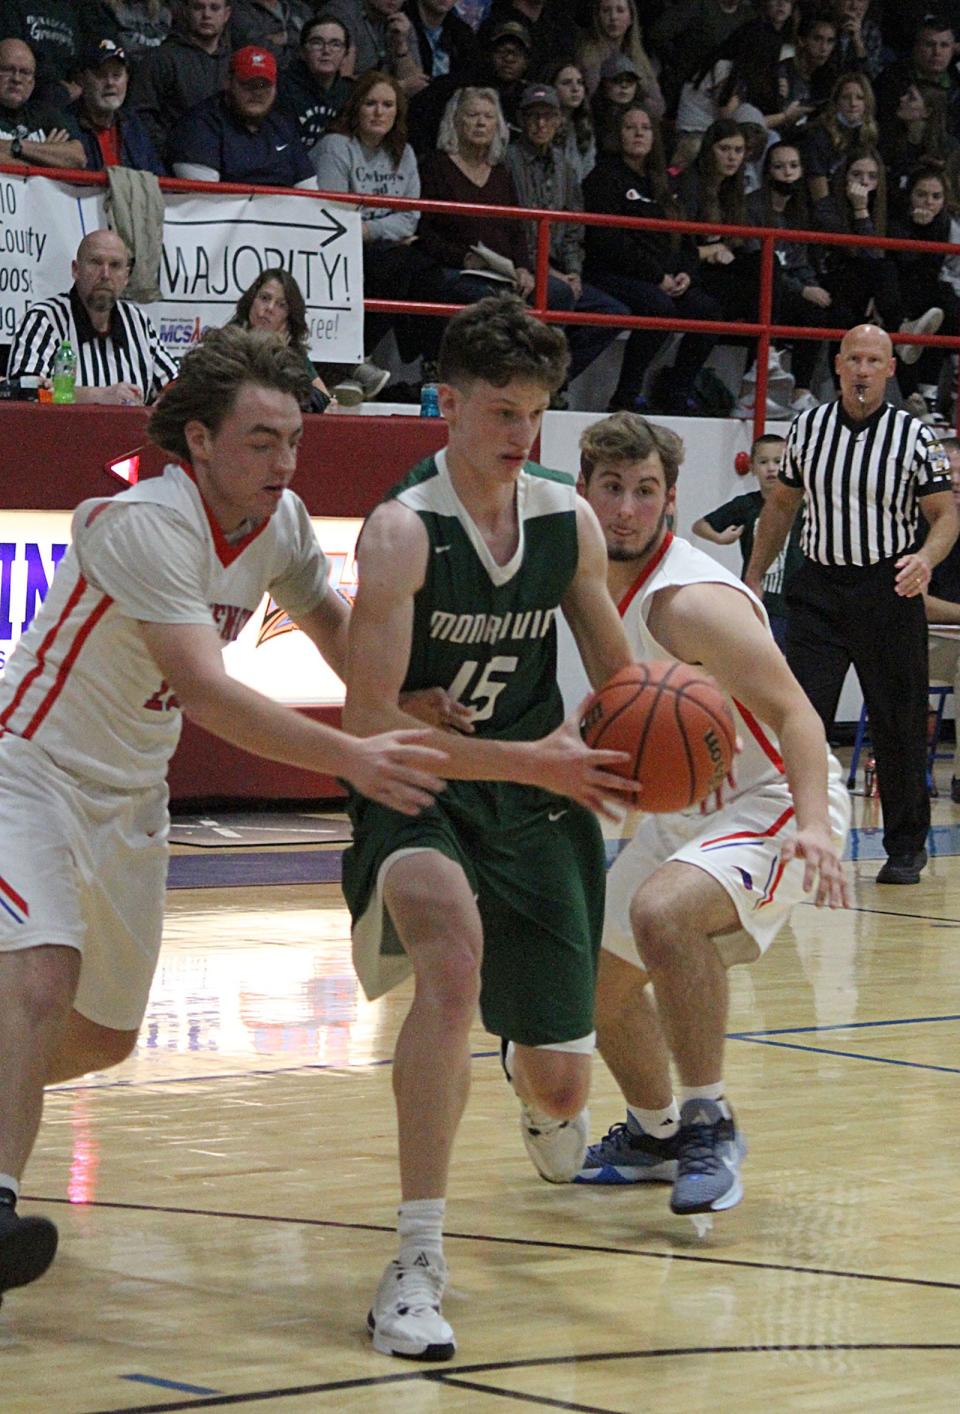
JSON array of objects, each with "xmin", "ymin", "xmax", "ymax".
[{"xmin": 0, "ymin": 463, "xmax": 330, "ymax": 789}]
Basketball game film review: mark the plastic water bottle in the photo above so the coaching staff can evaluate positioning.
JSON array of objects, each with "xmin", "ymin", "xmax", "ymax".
[
  {"xmin": 420, "ymin": 382, "xmax": 440, "ymax": 418},
  {"xmin": 51, "ymin": 339, "xmax": 77, "ymax": 404}
]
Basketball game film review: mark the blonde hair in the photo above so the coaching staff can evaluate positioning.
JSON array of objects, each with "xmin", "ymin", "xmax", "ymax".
[{"xmin": 437, "ymin": 87, "xmax": 510, "ymax": 166}]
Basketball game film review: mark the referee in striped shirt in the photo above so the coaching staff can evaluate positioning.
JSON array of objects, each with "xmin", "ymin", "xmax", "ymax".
[
  {"xmin": 7, "ymin": 229, "xmax": 177, "ymax": 406},
  {"xmin": 747, "ymin": 324, "xmax": 959, "ymax": 885}
]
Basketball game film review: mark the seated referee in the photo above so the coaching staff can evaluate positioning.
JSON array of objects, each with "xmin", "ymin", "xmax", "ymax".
[{"xmin": 7, "ymin": 229, "xmax": 177, "ymax": 406}]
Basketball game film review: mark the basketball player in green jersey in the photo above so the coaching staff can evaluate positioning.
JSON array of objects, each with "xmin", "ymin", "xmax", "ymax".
[{"xmin": 343, "ymin": 296, "xmax": 638, "ymax": 1362}]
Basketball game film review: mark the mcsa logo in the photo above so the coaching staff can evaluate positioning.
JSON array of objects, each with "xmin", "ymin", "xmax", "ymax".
[{"xmin": 160, "ymin": 316, "xmax": 205, "ymax": 348}]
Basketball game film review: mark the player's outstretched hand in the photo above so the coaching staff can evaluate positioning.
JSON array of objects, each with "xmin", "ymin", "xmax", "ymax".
[
  {"xmin": 781, "ymin": 826, "xmax": 849, "ymax": 909},
  {"xmin": 536, "ymin": 715, "xmax": 636, "ymax": 819},
  {"xmin": 343, "ymin": 730, "xmax": 449, "ymax": 815}
]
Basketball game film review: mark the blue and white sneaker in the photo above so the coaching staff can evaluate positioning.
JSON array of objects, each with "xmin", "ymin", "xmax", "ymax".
[
  {"xmin": 670, "ymin": 1098, "xmax": 746, "ymax": 1214},
  {"xmin": 575, "ymin": 1115, "xmax": 679, "ymax": 1184}
]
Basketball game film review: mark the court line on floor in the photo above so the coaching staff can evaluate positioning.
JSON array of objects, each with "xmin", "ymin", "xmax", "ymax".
[
  {"xmin": 28, "ymin": 1193, "xmax": 960, "ymax": 1294},
  {"xmin": 84, "ymin": 1345, "xmax": 960, "ymax": 1414},
  {"xmin": 731, "ymin": 1013, "xmax": 960, "ymax": 1036},
  {"xmin": 729, "ymin": 1037, "xmax": 960, "ymax": 1074},
  {"xmin": 45, "ymin": 1049, "xmax": 502, "ymax": 1093}
]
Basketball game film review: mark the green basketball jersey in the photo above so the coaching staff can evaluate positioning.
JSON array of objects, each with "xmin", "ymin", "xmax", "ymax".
[{"xmin": 385, "ymin": 449, "xmax": 579, "ymax": 742}]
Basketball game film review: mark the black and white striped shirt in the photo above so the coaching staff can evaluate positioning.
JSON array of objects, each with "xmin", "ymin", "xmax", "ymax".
[
  {"xmin": 7, "ymin": 288, "xmax": 178, "ymax": 404},
  {"xmin": 781, "ymin": 400, "xmax": 952, "ymax": 566}
]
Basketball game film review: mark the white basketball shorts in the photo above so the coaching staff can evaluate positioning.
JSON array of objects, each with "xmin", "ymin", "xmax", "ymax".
[
  {"xmin": 0, "ymin": 734, "xmax": 169, "ymax": 1030},
  {"xmin": 603, "ymin": 760, "xmax": 850, "ymax": 967}
]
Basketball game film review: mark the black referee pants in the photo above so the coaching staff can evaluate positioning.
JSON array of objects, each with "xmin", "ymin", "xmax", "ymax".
[{"xmin": 785, "ymin": 557, "xmax": 930, "ymax": 858}]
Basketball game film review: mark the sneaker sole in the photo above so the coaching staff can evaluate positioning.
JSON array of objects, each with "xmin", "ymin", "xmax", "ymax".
[
  {"xmin": 367, "ymin": 1310, "xmax": 455, "ymax": 1362},
  {"xmin": 574, "ymin": 1160, "xmax": 678, "ymax": 1185},
  {"xmin": 0, "ymin": 1215, "xmax": 59, "ymax": 1294},
  {"xmin": 671, "ymin": 1173, "xmax": 743, "ymax": 1214},
  {"xmin": 332, "ymin": 385, "xmax": 364, "ymax": 407}
]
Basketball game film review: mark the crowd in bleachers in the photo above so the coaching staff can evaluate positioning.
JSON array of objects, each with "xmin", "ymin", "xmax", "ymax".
[{"xmin": 3, "ymin": 0, "xmax": 960, "ymax": 417}]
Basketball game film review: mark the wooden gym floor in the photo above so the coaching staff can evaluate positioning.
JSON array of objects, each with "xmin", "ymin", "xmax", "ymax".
[{"xmin": 4, "ymin": 767, "xmax": 960, "ymax": 1413}]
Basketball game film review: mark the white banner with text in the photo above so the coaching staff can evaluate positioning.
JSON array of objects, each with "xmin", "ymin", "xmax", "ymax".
[{"xmin": 0, "ymin": 174, "xmax": 364, "ymax": 363}]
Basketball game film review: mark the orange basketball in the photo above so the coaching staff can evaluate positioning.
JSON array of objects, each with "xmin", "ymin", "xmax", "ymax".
[{"xmin": 580, "ymin": 661, "xmax": 735, "ymax": 812}]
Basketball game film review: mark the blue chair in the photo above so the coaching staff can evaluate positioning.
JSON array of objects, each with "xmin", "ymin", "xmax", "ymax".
[{"xmin": 846, "ymin": 685, "xmax": 953, "ymax": 794}]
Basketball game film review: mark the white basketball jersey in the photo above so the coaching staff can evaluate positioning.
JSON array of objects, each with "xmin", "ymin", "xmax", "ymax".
[
  {"xmin": 0, "ymin": 463, "xmax": 330, "ymax": 789},
  {"xmin": 618, "ymin": 532, "xmax": 789, "ymax": 812}
]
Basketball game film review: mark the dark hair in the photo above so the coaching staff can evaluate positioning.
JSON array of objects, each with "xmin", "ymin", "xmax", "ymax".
[
  {"xmin": 752, "ymin": 432, "xmax": 785, "ymax": 455},
  {"xmin": 833, "ymin": 144, "xmax": 887, "ymax": 233},
  {"xmin": 547, "ymin": 59, "xmax": 594, "ymax": 156},
  {"xmin": 439, "ymin": 295, "xmax": 569, "ymax": 392},
  {"xmin": 761, "ymin": 141, "xmax": 810, "ymax": 226},
  {"xmin": 334, "ymin": 69, "xmax": 408, "ymax": 165},
  {"xmin": 231, "ymin": 267, "xmax": 309, "ymax": 350},
  {"xmin": 579, "ymin": 411, "xmax": 684, "ymax": 490},
  {"xmin": 697, "ymin": 118, "xmax": 748, "ymax": 226},
  {"xmin": 147, "ymin": 325, "xmax": 312, "ymax": 458},
  {"xmin": 301, "ymin": 10, "xmax": 351, "ymax": 48},
  {"xmin": 619, "ymin": 104, "xmax": 677, "ymax": 214}
]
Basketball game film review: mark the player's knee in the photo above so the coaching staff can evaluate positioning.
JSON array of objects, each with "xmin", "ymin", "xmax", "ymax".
[
  {"xmin": 87, "ymin": 1026, "xmax": 138, "ymax": 1070},
  {"xmin": 517, "ymin": 1050, "xmax": 590, "ymax": 1117},
  {"xmin": 628, "ymin": 895, "xmax": 681, "ymax": 972}
]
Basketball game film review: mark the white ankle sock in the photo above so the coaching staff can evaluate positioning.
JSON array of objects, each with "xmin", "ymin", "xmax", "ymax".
[
  {"xmin": 680, "ymin": 1083, "xmax": 731, "ymax": 1119},
  {"xmin": 0, "ymin": 1173, "xmax": 19, "ymax": 1202},
  {"xmin": 627, "ymin": 1101, "xmax": 680, "ymax": 1138},
  {"xmin": 397, "ymin": 1198, "xmax": 445, "ymax": 1264}
]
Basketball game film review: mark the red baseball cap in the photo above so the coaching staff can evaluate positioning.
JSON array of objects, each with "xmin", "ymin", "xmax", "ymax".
[{"xmin": 230, "ymin": 46, "xmax": 277, "ymax": 83}]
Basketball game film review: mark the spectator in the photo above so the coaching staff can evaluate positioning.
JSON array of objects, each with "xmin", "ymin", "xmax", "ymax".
[
  {"xmin": 73, "ymin": 38, "xmax": 165, "ymax": 175},
  {"xmin": 879, "ymin": 82, "xmax": 959, "ymax": 210},
  {"xmin": 747, "ymin": 141, "xmax": 837, "ymax": 413},
  {"xmin": 709, "ymin": 0, "xmax": 798, "ymax": 123},
  {"xmin": 549, "ymin": 60, "xmax": 595, "ymax": 182},
  {"xmin": 675, "ymin": 117, "xmax": 765, "ymax": 397},
  {"xmin": 230, "ymin": 266, "xmax": 334, "ymax": 410},
  {"xmin": 875, "ymin": 16, "xmax": 960, "ymax": 140},
  {"xmin": 814, "ymin": 146, "xmax": 942, "ymax": 370},
  {"xmin": 313, "ymin": 69, "xmax": 427, "ymax": 395},
  {"xmin": 7, "ymin": 228, "xmax": 177, "ymax": 405},
  {"xmin": 505, "ymin": 81, "xmax": 629, "ymax": 396},
  {"xmin": 648, "ymin": 0, "xmax": 755, "ymax": 112},
  {"xmin": 888, "ymin": 163, "xmax": 958, "ymax": 421},
  {"xmin": 477, "ymin": 19, "xmax": 532, "ymax": 130},
  {"xmin": 773, "ymin": 12, "xmax": 838, "ymax": 137},
  {"xmin": 402, "ymin": 0, "xmax": 481, "ymax": 151},
  {"xmin": 130, "ymin": 0, "xmax": 232, "ymax": 157},
  {"xmin": 830, "ymin": 0, "xmax": 882, "ymax": 81},
  {"xmin": 91, "ymin": 1, "xmax": 173, "ymax": 66},
  {"xmin": 924, "ymin": 436, "xmax": 960, "ymax": 800},
  {"xmin": 229, "ymin": 0, "xmax": 297, "ymax": 65},
  {"xmin": 320, "ymin": 0, "xmax": 426, "ymax": 90},
  {"xmin": 405, "ymin": 0, "xmax": 478, "ymax": 79},
  {"xmin": 801, "ymin": 71, "xmax": 878, "ymax": 213},
  {"xmin": 0, "ymin": 0, "xmax": 95, "ymax": 101},
  {"xmin": 279, "ymin": 12, "xmax": 354, "ymax": 149},
  {"xmin": 169, "ymin": 44, "xmax": 318, "ymax": 185},
  {"xmin": 478, "ymin": 0, "xmax": 569, "ymax": 79},
  {"xmin": 582, "ymin": 103, "xmax": 722, "ymax": 413},
  {"xmin": 0, "ymin": 37, "xmax": 86, "ymax": 168},
  {"xmin": 591, "ymin": 52, "xmax": 643, "ymax": 156},
  {"xmin": 692, "ymin": 431, "xmax": 803, "ymax": 648},
  {"xmin": 575, "ymin": 0, "xmax": 663, "ymax": 116}
]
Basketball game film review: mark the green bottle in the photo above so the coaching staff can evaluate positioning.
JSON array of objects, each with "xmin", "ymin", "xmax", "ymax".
[{"xmin": 51, "ymin": 339, "xmax": 77, "ymax": 404}]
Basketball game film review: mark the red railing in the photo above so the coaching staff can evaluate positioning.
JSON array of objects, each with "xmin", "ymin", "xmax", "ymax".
[{"xmin": 6, "ymin": 163, "xmax": 960, "ymax": 437}]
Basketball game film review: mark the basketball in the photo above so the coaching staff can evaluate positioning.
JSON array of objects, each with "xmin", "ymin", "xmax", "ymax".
[{"xmin": 580, "ymin": 661, "xmax": 736, "ymax": 812}]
